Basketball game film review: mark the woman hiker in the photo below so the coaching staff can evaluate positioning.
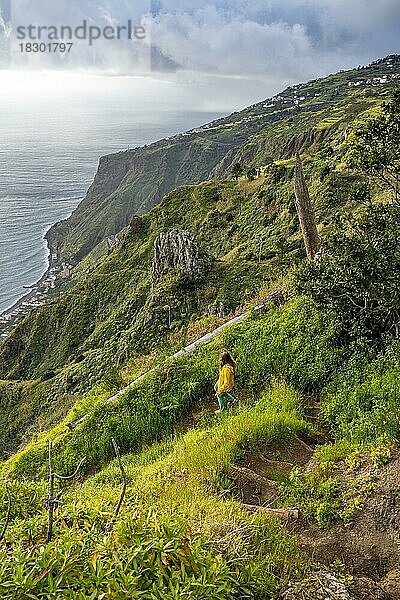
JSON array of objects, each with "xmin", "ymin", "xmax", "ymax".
[{"xmin": 214, "ymin": 350, "xmax": 237, "ymax": 414}]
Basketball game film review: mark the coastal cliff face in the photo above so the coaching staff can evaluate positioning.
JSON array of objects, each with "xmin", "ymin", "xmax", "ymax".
[
  {"xmin": 43, "ymin": 56, "xmax": 400, "ymax": 267},
  {"xmin": 1, "ymin": 55, "xmax": 400, "ymax": 455},
  {"xmin": 47, "ymin": 134, "xmax": 244, "ymax": 264},
  {"xmin": 45, "ymin": 151, "xmax": 132, "ymax": 260}
]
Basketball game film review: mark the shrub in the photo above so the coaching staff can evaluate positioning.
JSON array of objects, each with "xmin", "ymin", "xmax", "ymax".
[
  {"xmin": 321, "ymin": 342, "xmax": 400, "ymax": 443},
  {"xmin": 0, "ymin": 511, "xmax": 236, "ymax": 600},
  {"xmin": 295, "ymin": 203, "xmax": 400, "ymax": 342},
  {"xmin": 223, "ymin": 297, "xmax": 343, "ymax": 393}
]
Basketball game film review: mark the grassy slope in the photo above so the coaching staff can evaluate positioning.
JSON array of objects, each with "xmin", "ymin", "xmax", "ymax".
[
  {"xmin": 2, "ymin": 297, "xmax": 341, "ymax": 479},
  {"xmin": 0, "ymin": 160, "xmax": 339, "ymax": 455},
  {"xmin": 0, "ymin": 300, "xmax": 343, "ymax": 599},
  {"xmin": 0, "ymin": 76, "xmax": 396, "ymax": 458},
  {"xmin": 0, "ymin": 383, "xmax": 308, "ymax": 599},
  {"xmin": 0, "ymin": 176, "xmax": 289, "ymax": 455},
  {"xmin": 0, "ymin": 297, "xmax": 399, "ymax": 598},
  {"xmin": 2, "ymin": 57, "xmax": 399, "ymax": 458}
]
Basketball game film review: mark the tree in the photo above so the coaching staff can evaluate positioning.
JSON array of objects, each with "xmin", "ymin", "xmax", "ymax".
[
  {"xmin": 231, "ymin": 162, "xmax": 244, "ymax": 180},
  {"xmin": 346, "ymin": 86, "xmax": 400, "ymax": 203},
  {"xmin": 295, "ymin": 203, "xmax": 400, "ymax": 342},
  {"xmin": 246, "ymin": 167, "xmax": 258, "ymax": 181},
  {"xmin": 294, "ymin": 153, "xmax": 320, "ymax": 261}
]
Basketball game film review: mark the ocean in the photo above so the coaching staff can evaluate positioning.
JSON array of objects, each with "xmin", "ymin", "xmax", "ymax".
[{"xmin": 0, "ymin": 74, "xmax": 225, "ymax": 314}]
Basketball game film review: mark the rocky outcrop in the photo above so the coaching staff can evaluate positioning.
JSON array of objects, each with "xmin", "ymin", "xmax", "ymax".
[{"xmin": 152, "ymin": 230, "xmax": 209, "ymax": 285}]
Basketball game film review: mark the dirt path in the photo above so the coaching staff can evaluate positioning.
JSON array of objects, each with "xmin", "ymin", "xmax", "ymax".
[
  {"xmin": 66, "ymin": 288, "xmax": 285, "ymax": 431},
  {"xmin": 232, "ymin": 397, "xmax": 325, "ymax": 516},
  {"xmin": 229, "ymin": 396, "xmax": 400, "ymax": 599}
]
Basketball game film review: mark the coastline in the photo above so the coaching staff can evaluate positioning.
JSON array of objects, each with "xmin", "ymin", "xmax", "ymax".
[
  {"xmin": 0, "ymin": 231, "xmax": 68, "ymax": 336},
  {"xmin": 1, "ymin": 264, "xmax": 52, "ymax": 318},
  {"xmin": 1, "ymin": 228, "xmax": 54, "ymax": 318}
]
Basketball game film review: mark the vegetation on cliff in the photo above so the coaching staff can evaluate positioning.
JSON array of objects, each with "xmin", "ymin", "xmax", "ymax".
[
  {"xmin": 0, "ymin": 58, "xmax": 399, "ymax": 599},
  {"xmin": 48, "ymin": 56, "xmax": 400, "ymax": 265}
]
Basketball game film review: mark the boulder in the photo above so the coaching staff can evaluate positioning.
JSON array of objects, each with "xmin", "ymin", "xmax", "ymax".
[{"xmin": 152, "ymin": 229, "xmax": 208, "ymax": 285}]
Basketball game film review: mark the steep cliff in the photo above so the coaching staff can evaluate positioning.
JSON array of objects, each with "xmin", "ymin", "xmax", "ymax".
[
  {"xmin": 47, "ymin": 55, "xmax": 400, "ymax": 265},
  {"xmin": 46, "ymin": 133, "xmax": 245, "ymax": 264},
  {"xmin": 1, "ymin": 55, "xmax": 400, "ymax": 455}
]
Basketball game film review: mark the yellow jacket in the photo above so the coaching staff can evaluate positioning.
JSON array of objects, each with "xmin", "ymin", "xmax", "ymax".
[{"xmin": 217, "ymin": 365, "xmax": 235, "ymax": 395}]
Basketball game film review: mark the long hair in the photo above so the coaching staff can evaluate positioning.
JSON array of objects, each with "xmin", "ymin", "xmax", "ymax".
[{"xmin": 219, "ymin": 350, "xmax": 236, "ymax": 371}]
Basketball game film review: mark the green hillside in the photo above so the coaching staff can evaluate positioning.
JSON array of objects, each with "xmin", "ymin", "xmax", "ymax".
[
  {"xmin": 0, "ymin": 58, "xmax": 399, "ymax": 599},
  {"xmin": 2, "ymin": 57, "xmax": 400, "ymax": 455},
  {"xmin": 0, "ymin": 162, "xmax": 376, "ymax": 454},
  {"xmin": 48, "ymin": 55, "xmax": 400, "ymax": 265},
  {"xmin": 0, "ymin": 295, "xmax": 399, "ymax": 598}
]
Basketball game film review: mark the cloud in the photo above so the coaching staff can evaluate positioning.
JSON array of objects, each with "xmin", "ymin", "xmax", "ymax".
[
  {"xmin": 0, "ymin": 2, "xmax": 12, "ymax": 66},
  {"xmin": 2, "ymin": 0, "xmax": 399, "ymax": 86},
  {"xmin": 0, "ymin": 0, "xmax": 11, "ymax": 38},
  {"xmin": 146, "ymin": 7, "xmax": 314, "ymax": 79},
  {"xmin": 5, "ymin": 0, "xmax": 151, "ymax": 72},
  {"xmin": 146, "ymin": 0, "xmax": 400, "ymax": 79}
]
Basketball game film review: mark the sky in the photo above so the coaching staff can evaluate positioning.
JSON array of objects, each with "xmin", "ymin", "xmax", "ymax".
[{"xmin": 0, "ymin": 0, "xmax": 400, "ymax": 110}]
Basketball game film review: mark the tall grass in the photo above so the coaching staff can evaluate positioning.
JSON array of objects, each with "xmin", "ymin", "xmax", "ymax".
[
  {"xmin": 0, "ymin": 382, "xmax": 308, "ymax": 599},
  {"xmin": 322, "ymin": 341, "xmax": 400, "ymax": 443},
  {"xmin": 3, "ymin": 297, "xmax": 342, "ymax": 479}
]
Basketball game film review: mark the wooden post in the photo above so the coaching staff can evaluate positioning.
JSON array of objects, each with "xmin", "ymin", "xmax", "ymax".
[
  {"xmin": 46, "ymin": 439, "xmax": 86, "ymax": 542},
  {"xmin": 294, "ymin": 153, "xmax": 320, "ymax": 260},
  {"xmin": 242, "ymin": 504, "xmax": 299, "ymax": 520},
  {"xmin": 105, "ymin": 438, "xmax": 127, "ymax": 534},
  {"xmin": 0, "ymin": 484, "xmax": 12, "ymax": 543},
  {"xmin": 47, "ymin": 440, "xmax": 56, "ymax": 543}
]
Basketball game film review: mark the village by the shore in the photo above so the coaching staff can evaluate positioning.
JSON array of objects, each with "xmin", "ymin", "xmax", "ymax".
[
  {"xmin": 0, "ymin": 234, "xmax": 120, "ymax": 342},
  {"xmin": 0, "ymin": 254, "xmax": 73, "ymax": 341}
]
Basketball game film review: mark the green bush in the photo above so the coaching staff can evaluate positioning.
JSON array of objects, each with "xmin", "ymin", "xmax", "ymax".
[
  {"xmin": 321, "ymin": 342, "xmax": 400, "ymax": 443},
  {"xmin": 0, "ymin": 511, "xmax": 236, "ymax": 600},
  {"xmin": 223, "ymin": 297, "xmax": 343, "ymax": 392},
  {"xmin": 295, "ymin": 203, "xmax": 400, "ymax": 342}
]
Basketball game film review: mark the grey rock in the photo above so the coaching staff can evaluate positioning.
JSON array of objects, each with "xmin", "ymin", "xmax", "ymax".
[{"xmin": 152, "ymin": 229, "xmax": 208, "ymax": 285}]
